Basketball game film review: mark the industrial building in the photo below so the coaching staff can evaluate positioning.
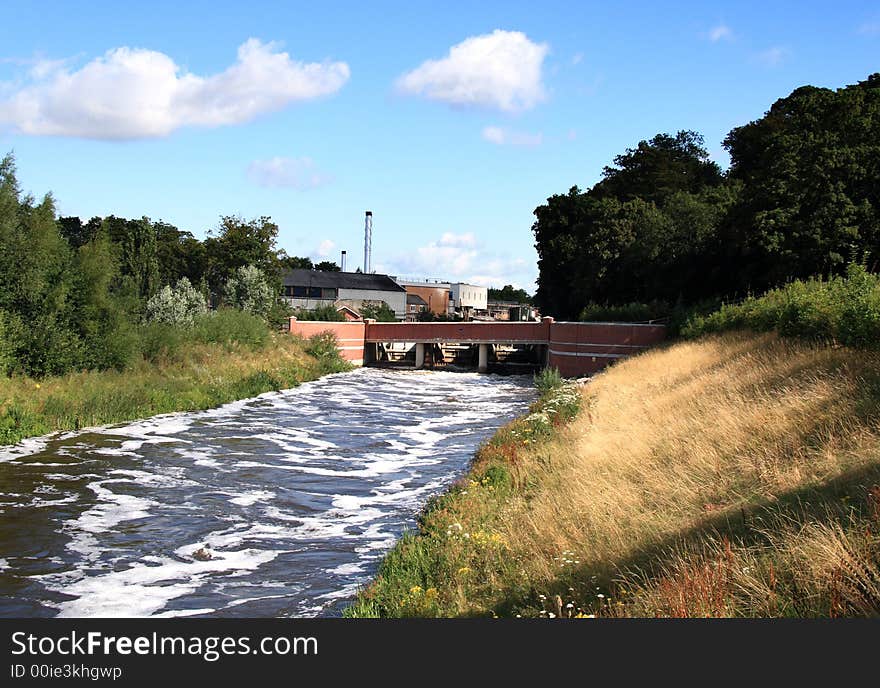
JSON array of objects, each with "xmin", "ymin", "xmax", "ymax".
[
  {"xmin": 282, "ymin": 269, "xmax": 407, "ymax": 320},
  {"xmin": 396, "ymin": 279, "xmax": 488, "ymax": 320}
]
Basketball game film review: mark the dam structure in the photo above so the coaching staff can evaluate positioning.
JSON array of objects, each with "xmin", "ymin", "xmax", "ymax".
[{"xmin": 288, "ymin": 317, "xmax": 666, "ymax": 377}]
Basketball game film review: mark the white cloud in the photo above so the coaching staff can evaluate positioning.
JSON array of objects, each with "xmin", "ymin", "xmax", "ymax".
[
  {"xmin": 706, "ymin": 24, "xmax": 733, "ymax": 42},
  {"xmin": 396, "ymin": 29, "xmax": 548, "ymax": 112},
  {"xmin": 571, "ymin": 52, "xmax": 584, "ymax": 65},
  {"xmin": 316, "ymin": 239, "xmax": 336, "ymax": 258},
  {"xmin": 247, "ymin": 156, "xmax": 333, "ymax": 190},
  {"xmin": 380, "ymin": 232, "xmax": 535, "ymax": 290},
  {"xmin": 566, "ymin": 128, "xmax": 577, "ymax": 141},
  {"xmin": 858, "ymin": 21, "xmax": 880, "ymax": 36},
  {"xmin": 481, "ymin": 125, "xmax": 543, "ymax": 147},
  {"xmin": 0, "ymin": 39, "xmax": 350, "ymax": 139},
  {"xmin": 754, "ymin": 46, "xmax": 790, "ymax": 67}
]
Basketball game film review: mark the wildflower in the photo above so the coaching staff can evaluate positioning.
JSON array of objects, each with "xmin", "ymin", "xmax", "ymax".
[
  {"xmin": 35, "ymin": 383, "xmax": 41, "ymax": 389},
  {"xmin": 597, "ymin": 593, "xmax": 605, "ymax": 599},
  {"xmin": 457, "ymin": 567, "xmax": 471, "ymax": 575},
  {"xmin": 410, "ymin": 585, "xmax": 423, "ymax": 595},
  {"xmin": 548, "ymin": 613, "xmax": 556, "ymax": 618}
]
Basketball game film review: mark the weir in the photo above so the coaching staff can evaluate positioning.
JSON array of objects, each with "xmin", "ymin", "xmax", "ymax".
[{"xmin": 288, "ymin": 317, "xmax": 666, "ymax": 377}]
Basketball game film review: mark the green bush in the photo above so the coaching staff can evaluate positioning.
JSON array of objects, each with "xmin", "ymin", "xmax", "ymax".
[
  {"xmin": 139, "ymin": 322, "xmax": 186, "ymax": 362},
  {"xmin": 682, "ymin": 263, "xmax": 880, "ymax": 348},
  {"xmin": 579, "ymin": 301, "xmax": 670, "ymax": 322},
  {"xmin": 294, "ymin": 304, "xmax": 345, "ymax": 321},
  {"xmin": 191, "ymin": 308, "xmax": 270, "ymax": 350},
  {"xmin": 534, "ymin": 366, "xmax": 563, "ymax": 395}
]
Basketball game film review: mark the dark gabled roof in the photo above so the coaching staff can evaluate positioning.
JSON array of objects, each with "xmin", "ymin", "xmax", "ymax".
[
  {"xmin": 406, "ymin": 293, "xmax": 429, "ymax": 306},
  {"xmin": 282, "ymin": 269, "xmax": 405, "ymax": 292}
]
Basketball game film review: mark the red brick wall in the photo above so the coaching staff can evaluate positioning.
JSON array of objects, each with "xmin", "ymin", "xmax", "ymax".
[
  {"xmin": 548, "ymin": 322, "xmax": 666, "ymax": 377},
  {"xmin": 288, "ymin": 319, "xmax": 365, "ymax": 365}
]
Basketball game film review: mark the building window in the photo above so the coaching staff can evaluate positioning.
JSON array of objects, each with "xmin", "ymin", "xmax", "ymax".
[{"xmin": 321, "ymin": 288, "xmax": 338, "ymax": 299}]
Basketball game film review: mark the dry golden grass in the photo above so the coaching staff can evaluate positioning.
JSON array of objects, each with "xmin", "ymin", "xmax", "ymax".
[
  {"xmin": 349, "ymin": 330, "xmax": 880, "ymax": 617},
  {"xmin": 497, "ymin": 332, "xmax": 880, "ymax": 616}
]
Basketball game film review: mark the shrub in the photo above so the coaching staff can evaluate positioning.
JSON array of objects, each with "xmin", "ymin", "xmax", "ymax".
[
  {"xmin": 294, "ymin": 304, "xmax": 346, "ymax": 321},
  {"xmin": 682, "ymin": 263, "xmax": 880, "ymax": 348},
  {"xmin": 534, "ymin": 366, "xmax": 563, "ymax": 395},
  {"xmin": 223, "ymin": 265, "xmax": 274, "ymax": 318},
  {"xmin": 191, "ymin": 309, "xmax": 270, "ymax": 350},
  {"xmin": 144, "ymin": 278, "xmax": 207, "ymax": 326},
  {"xmin": 139, "ymin": 322, "xmax": 186, "ymax": 362},
  {"xmin": 580, "ymin": 301, "xmax": 670, "ymax": 322},
  {"xmin": 360, "ymin": 301, "xmax": 397, "ymax": 322}
]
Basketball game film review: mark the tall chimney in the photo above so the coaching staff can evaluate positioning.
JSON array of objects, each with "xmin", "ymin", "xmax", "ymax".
[
  {"xmin": 364, "ymin": 211, "xmax": 372, "ymax": 274},
  {"xmin": 340, "ymin": 250, "xmax": 347, "ymax": 272}
]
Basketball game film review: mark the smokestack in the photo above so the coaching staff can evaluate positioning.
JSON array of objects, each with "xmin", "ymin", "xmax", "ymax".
[
  {"xmin": 341, "ymin": 250, "xmax": 347, "ymax": 272},
  {"xmin": 364, "ymin": 211, "xmax": 372, "ymax": 274}
]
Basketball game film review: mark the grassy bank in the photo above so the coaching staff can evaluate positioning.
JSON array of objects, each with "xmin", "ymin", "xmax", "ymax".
[
  {"xmin": 346, "ymin": 331, "xmax": 880, "ymax": 617},
  {"xmin": 0, "ymin": 330, "xmax": 349, "ymax": 446}
]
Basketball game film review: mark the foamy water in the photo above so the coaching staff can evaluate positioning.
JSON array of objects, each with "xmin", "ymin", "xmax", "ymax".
[{"xmin": 0, "ymin": 368, "xmax": 534, "ymax": 617}]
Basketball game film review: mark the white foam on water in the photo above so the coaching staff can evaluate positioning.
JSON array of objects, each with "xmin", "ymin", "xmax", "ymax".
[
  {"xmin": 50, "ymin": 547, "xmax": 281, "ymax": 617},
  {"xmin": 326, "ymin": 562, "xmax": 364, "ymax": 576},
  {"xmin": 229, "ymin": 490, "xmax": 275, "ymax": 507},
  {"xmin": 73, "ymin": 481, "xmax": 157, "ymax": 535}
]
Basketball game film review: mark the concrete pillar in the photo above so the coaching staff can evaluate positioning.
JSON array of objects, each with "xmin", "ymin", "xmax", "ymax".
[
  {"xmin": 478, "ymin": 343, "xmax": 488, "ymax": 373},
  {"xmin": 415, "ymin": 343, "xmax": 425, "ymax": 369}
]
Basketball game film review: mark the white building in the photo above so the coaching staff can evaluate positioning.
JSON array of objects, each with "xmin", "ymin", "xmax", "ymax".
[
  {"xmin": 450, "ymin": 283, "xmax": 487, "ymax": 317},
  {"xmin": 282, "ymin": 269, "xmax": 407, "ymax": 320}
]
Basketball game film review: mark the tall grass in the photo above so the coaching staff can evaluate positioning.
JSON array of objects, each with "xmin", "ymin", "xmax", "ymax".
[
  {"xmin": 347, "ymin": 331, "xmax": 880, "ymax": 617},
  {"xmin": 0, "ymin": 331, "xmax": 350, "ymax": 446}
]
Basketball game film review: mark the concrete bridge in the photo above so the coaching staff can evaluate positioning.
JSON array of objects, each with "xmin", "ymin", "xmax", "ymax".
[{"xmin": 288, "ymin": 316, "xmax": 666, "ymax": 377}]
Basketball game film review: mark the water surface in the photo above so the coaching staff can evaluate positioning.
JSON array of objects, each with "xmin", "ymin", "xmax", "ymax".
[{"xmin": 0, "ymin": 368, "xmax": 533, "ymax": 617}]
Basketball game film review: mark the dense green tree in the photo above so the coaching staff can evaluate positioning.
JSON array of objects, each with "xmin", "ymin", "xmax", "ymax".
[
  {"xmin": 723, "ymin": 73, "xmax": 880, "ymax": 291},
  {"xmin": 102, "ymin": 215, "xmax": 160, "ymax": 302},
  {"xmin": 205, "ymin": 215, "xmax": 281, "ymax": 293},
  {"xmin": 314, "ymin": 260, "xmax": 341, "ymax": 272},
  {"xmin": 488, "ymin": 285, "xmax": 532, "ymax": 303},
  {"xmin": 360, "ymin": 301, "xmax": 397, "ymax": 321},
  {"xmin": 278, "ymin": 253, "xmax": 314, "ymax": 271}
]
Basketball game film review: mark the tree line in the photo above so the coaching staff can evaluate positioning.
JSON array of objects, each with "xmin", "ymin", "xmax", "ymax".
[
  {"xmin": 0, "ymin": 154, "xmax": 334, "ymax": 378},
  {"xmin": 533, "ymin": 73, "xmax": 880, "ymax": 320}
]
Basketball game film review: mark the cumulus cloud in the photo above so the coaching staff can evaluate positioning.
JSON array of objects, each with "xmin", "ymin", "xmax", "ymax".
[
  {"xmin": 706, "ymin": 24, "xmax": 733, "ymax": 42},
  {"xmin": 247, "ymin": 156, "xmax": 333, "ymax": 190},
  {"xmin": 316, "ymin": 239, "xmax": 336, "ymax": 258},
  {"xmin": 481, "ymin": 125, "xmax": 543, "ymax": 147},
  {"xmin": 0, "ymin": 39, "xmax": 350, "ymax": 139},
  {"xmin": 381, "ymin": 232, "xmax": 534, "ymax": 290},
  {"xmin": 396, "ymin": 29, "xmax": 548, "ymax": 112}
]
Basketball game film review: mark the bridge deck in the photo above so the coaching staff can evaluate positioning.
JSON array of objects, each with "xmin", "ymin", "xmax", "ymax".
[{"xmin": 288, "ymin": 316, "xmax": 666, "ymax": 377}]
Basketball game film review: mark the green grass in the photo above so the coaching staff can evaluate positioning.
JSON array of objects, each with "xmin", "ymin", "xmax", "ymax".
[
  {"xmin": 0, "ymin": 331, "xmax": 351, "ymax": 446},
  {"xmin": 344, "ymin": 380, "xmax": 582, "ymax": 618}
]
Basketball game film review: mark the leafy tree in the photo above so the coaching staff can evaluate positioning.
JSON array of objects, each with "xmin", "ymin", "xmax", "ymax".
[
  {"xmin": 488, "ymin": 284, "xmax": 532, "ymax": 303},
  {"xmin": 222, "ymin": 264, "xmax": 274, "ymax": 317},
  {"xmin": 360, "ymin": 301, "xmax": 397, "ymax": 321},
  {"xmin": 279, "ymin": 253, "xmax": 313, "ymax": 271},
  {"xmin": 314, "ymin": 260, "xmax": 341, "ymax": 272},
  {"xmin": 723, "ymin": 74, "xmax": 880, "ymax": 292},
  {"xmin": 206, "ymin": 215, "xmax": 281, "ymax": 293},
  {"xmin": 294, "ymin": 304, "xmax": 345, "ymax": 321},
  {"xmin": 102, "ymin": 215, "xmax": 160, "ymax": 302},
  {"xmin": 145, "ymin": 277, "xmax": 207, "ymax": 326}
]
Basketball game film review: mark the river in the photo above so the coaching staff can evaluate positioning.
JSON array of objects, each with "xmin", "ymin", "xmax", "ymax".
[{"xmin": 0, "ymin": 368, "xmax": 534, "ymax": 618}]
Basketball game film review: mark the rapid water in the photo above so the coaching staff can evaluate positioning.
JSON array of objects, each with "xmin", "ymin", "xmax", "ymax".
[{"xmin": 0, "ymin": 368, "xmax": 534, "ymax": 618}]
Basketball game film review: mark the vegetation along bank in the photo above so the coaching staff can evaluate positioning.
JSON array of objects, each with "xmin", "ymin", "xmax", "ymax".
[{"xmin": 347, "ymin": 269, "xmax": 880, "ymax": 617}]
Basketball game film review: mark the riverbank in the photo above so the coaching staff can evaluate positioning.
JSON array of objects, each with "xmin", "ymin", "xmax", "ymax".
[
  {"xmin": 0, "ymin": 332, "xmax": 350, "ymax": 446},
  {"xmin": 346, "ymin": 331, "xmax": 880, "ymax": 617}
]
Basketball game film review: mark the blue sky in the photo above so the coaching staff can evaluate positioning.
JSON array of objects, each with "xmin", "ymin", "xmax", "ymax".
[{"xmin": 1, "ymin": 1, "xmax": 878, "ymax": 291}]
